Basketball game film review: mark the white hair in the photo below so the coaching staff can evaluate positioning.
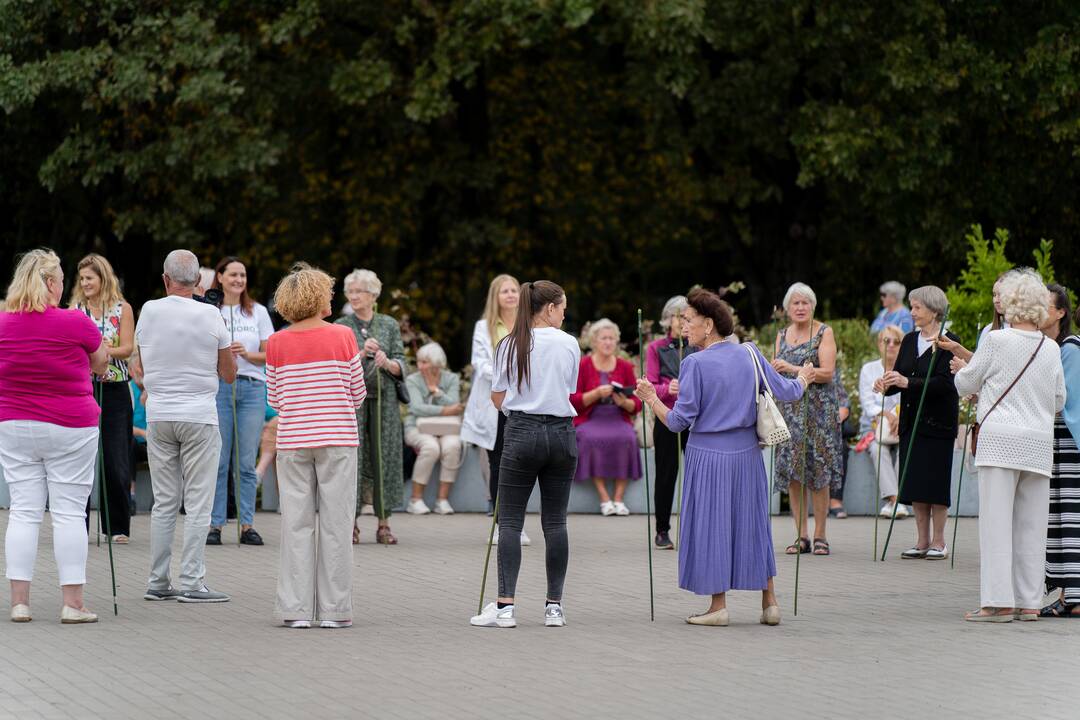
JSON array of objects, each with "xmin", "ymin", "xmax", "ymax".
[
  {"xmin": 163, "ymin": 250, "xmax": 200, "ymax": 286},
  {"xmin": 908, "ymin": 285, "xmax": 948, "ymax": 321},
  {"xmin": 343, "ymin": 268, "xmax": 381, "ymax": 298},
  {"xmin": 587, "ymin": 318, "xmax": 620, "ymax": 347},
  {"xmin": 879, "ymin": 281, "xmax": 906, "ymax": 302},
  {"xmin": 416, "ymin": 342, "xmax": 447, "ymax": 368},
  {"xmin": 999, "ymin": 268, "xmax": 1050, "ymax": 327},
  {"xmin": 659, "ymin": 295, "xmax": 687, "ymax": 331},
  {"xmin": 783, "ymin": 282, "xmax": 817, "ymax": 312},
  {"xmin": 197, "ymin": 267, "xmax": 215, "ymax": 291}
]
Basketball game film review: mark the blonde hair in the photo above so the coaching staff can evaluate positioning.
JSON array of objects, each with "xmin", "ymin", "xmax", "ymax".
[
  {"xmin": 273, "ymin": 263, "xmax": 335, "ymax": 323},
  {"xmin": 483, "ymin": 274, "xmax": 519, "ymax": 349},
  {"xmin": 5, "ymin": 249, "xmax": 62, "ymax": 313},
  {"xmin": 876, "ymin": 324, "xmax": 905, "ymax": 357},
  {"xmin": 343, "ymin": 268, "xmax": 382, "ymax": 298},
  {"xmin": 587, "ymin": 318, "xmax": 620, "ymax": 348},
  {"xmin": 69, "ymin": 253, "xmax": 124, "ymax": 310},
  {"xmin": 999, "ymin": 268, "xmax": 1050, "ymax": 327}
]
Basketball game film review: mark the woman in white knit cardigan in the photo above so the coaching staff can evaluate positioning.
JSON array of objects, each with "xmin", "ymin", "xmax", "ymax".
[{"xmin": 952, "ymin": 268, "xmax": 1065, "ymax": 622}]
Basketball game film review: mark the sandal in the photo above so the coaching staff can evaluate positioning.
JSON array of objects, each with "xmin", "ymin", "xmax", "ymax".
[
  {"xmin": 827, "ymin": 506, "xmax": 848, "ymax": 519},
  {"xmin": 785, "ymin": 537, "xmax": 810, "ymax": 555},
  {"xmin": 812, "ymin": 539, "xmax": 830, "ymax": 556},
  {"xmin": 1039, "ymin": 598, "xmax": 1080, "ymax": 618},
  {"xmin": 375, "ymin": 526, "xmax": 398, "ymax": 545},
  {"xmin": 964, "ymin": 607, "xmax": 1013, "ymax": 623}
]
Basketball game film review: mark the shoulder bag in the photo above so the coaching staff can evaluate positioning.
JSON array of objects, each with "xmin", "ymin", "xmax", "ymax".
[{"xmin": 746, "ymin": 344, "xmax": 792, "ymax": 446}]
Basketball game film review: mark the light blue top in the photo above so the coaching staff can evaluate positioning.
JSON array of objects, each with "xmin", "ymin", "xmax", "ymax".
[
  {"xmin": 405, "ymin": 369, "xmax": 461, "ymax": 431},
  {"xmin": 871, "ymin": 306, "xmax": 914, "ymax": 334},
  {"xmin": 1062, "ymin": 339, "xmax": 1080, "ymax": 442}
]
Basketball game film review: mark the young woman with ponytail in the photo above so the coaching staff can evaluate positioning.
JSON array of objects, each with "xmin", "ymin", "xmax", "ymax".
[{"xmin": 470, "ymin": 281, "xmax": 580, "ymax": 629}]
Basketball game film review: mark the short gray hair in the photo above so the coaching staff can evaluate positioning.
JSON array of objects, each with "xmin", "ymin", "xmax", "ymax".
[
  {"xmin": 163, "ymin": 250, "xmax": 200, "ymax": 286},
  {"xmin": 908, "ymin": 285, "xmax": 948, "ymax": 321},
  {"xmin": 343, "ymin": 268, "xmax": 381, "ymax": 298},
  {"xmin": 999, "ymin": 268, "xmax": 1050, "ymax": 327},
  {"xmin": 659, "ymin": 295, "xmax": 687, "ymax": 331},
  {"xmin": 879, "ymin": 281, "xmax": 906, "ymax": 302},
  {"xmin": 587, "ymin": 318, "xmax": 620, "ymax": 346},
  {"xmin": 783, "ymin": 282, "xmax": 817, "ymax": 313},
  {"xmin": 416, "ymin": 341, "xmax": 447, "ymax": 368}
]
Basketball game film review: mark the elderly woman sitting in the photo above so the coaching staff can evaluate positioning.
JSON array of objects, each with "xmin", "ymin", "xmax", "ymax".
[
  {"xmin": 871, "ymin": 281, "xmax": 914, "ymax": 334},
  {"xmin": 404, "ymin": 342, "xmax": 464, "ymax": 515},
  {"xmin": 570, "ymin": 318, "xmax": 642, "ymax": 515}
]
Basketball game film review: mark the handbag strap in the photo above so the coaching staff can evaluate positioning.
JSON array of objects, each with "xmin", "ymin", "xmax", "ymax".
[
  {"xmin": 746, "ymin": 344, "xmax": 776, "ymax": 398},
  {"xmin": 746, "ymin": 344, "xmax": 760, "ymax": 397},
  {"xmin": 977, "ymin": 335, "xmax": 1045, "ymax": 425}
]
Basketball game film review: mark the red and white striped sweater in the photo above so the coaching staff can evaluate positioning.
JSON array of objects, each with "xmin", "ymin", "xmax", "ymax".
[{"xmin": 266, "ymin": 324, "xmax": 366, "ymax": 450}]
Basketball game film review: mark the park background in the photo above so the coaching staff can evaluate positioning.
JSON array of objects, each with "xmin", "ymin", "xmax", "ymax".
[{"xmin": 4, "ymin": 1, "xmax": 1080, "ymax": 389}]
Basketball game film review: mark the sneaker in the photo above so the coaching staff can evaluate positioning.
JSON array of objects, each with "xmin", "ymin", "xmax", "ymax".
[
  {"xmin": 406, "ymin": 498, "xmax": 431, "ymax": 515},
  {"xmin": 470, "ymin": 602, "xmax": 516, "ymax": 628},
  {"xmin": 177, "ymin": 586, "xmax": 230, "ymax": 603},
  {"xmin": 600, "ymin": 501, "xmax": 616, "ymax": 516},
  {"xmin": 545, "ymin": 603, "xmax": 566, "ymax": 627},
  {"xmin": 613, "ymin": 502, "xmax": 630, "ymax": 516},
  {"xmin": 143, "ymin": 586, "xmax": 183, "ymax": 601},
  {"xmin": 879, "ymin": 503, "xmax": 895, "ymax": 518},
  {"xmin": 206, "ymin": 528, "xmax": 222, "ymax": 545},
  {"xmin": 434, "ymin": 499, "xmax": 454, "ymax": 515},
  {"xmin": 240, "ymin": 528, "xmax": 264, "ymax": 546},
  {"xmin": 284, "ymin": 619, "xmax": 311, "ymax": 628},
  {"xmin": 360, "ymin": 504, "xmax": 375, "ymax": 516},
  {"xmin": 655, "ymin": 531, "xmax": 674, "ymax": 549},
  {"xmin": 489, "ymin": 524, "xmax": 499, "ymax": 545},
  {"xmin": 319, "ymin": 619, "xmax": 353, "ymax": 628},
  {"xmin": 896, "ymin": 504, "xmax": 911, "ymax": 519},
  {"xmin": 519, "ymin": 530, "xmax": 531, "ymax": 546}
]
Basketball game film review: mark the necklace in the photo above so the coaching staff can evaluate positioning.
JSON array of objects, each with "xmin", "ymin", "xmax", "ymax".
[
  {"xmin": 702, "ymin": 335, "xmax": 724, "ymax": 350},
  {"xmin": 788, "ymin": 322, "xmax": 814, "ymax": 346}
]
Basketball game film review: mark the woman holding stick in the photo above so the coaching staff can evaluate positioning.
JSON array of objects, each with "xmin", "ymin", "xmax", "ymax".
[
  {"xmin": 470, "ymin": 281, "xmax": 579, "ymax": 629},
  {"xmin": 952, "ymin": 269, "xmax": 1064, "ymax": 621},
  {"xmin": 646, "ymin": 295, "xmax": 698, "ymax": 549},
  {"xmin": 875, "ymin": 286, "xmax": 960, "ymax": 559},
  {"xmin": 636, "ymin": 289, "xmax": 813, "ymax": 626},
  {"xmin": 858, "ymin": 325, "xmax": 906, "ymax": 517}
]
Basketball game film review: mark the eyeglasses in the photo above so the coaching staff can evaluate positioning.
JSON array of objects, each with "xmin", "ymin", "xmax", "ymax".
[{"xmin": 880, "ymin": 338, "xmax": 901, "ymax": 346}]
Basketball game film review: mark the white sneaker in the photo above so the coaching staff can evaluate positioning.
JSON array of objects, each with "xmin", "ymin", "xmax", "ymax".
[
  {"xmin": 434, "ymin": 499, "xmax": 454, "ymax": 515},
  {"xmin": 360, "ymin": 504, "xmax": 375, "ymax": 516},
  {"xmin": 895, "ymin": 504, "xmax": 910, "ymax": 519},
  {"xmin": 879, "ymin": 503, "xmax": 895, "ymax": 518},
  {"xmin": 613, "ymin": 502, "xmax": 630, "ymax": 516},
  {"xmin": 545, "ymin": 603, "xmax": 566, "ymax": 627},
  {"xmin": 520, "ymin": 530, "xmax": 531, "ymax": 546},
  {"xmin": 319, "ymin": 619, "xmax": 352, "ymax": 628},
  {"xmin": 406, "ymin": 498, "xmax": 431, "ymax": 515},
  {"xmin": 489, "ymin": 524, "xmax": 499, "ymax": 545},
  {"xmin": 283, "ymin": 619, "xmax": 311, "ymax": 628},
  {"xmin": 470, "ymin": 602, "xmax": 516, "ymax": 628},
  {"xmin": 600, "ymin": 501, "xmax": 616, "ymax": 516}
]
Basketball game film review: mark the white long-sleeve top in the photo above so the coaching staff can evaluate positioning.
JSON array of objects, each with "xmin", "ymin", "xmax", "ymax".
[
  {"xmin": 954, "ymin": 328, "xmax": 1066, "ymax": 476},
  {"xmin": 858, "ymin": 359, "xmax": 901, "ymax": 434},
  {"xmin": 461, "ymin": 319, "xmax": 500, "ymax": 450}
]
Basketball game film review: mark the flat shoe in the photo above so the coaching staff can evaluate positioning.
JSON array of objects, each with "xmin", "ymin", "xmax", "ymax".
[
  {"xmin": 687, "ymin": 608, "xmax": 729, "ymax": 626},
  {"xmin": 1013, "ymin": 610, "xmax": 1039, "ymax": 622},
  {"xmin": 925, "ymin": 546, "xmax": 948, "ymax": 560},
  {"xmin": 10, "ymin": 604, "xmax": 31, "ymax": 623},
  {"xmin": 901, "ymin": 546, "xmax": 929, "ymax": 559},
  {"xmin": 760, "ymin": 605, "xmax": 781, "ymax": 626},
  {"xmin": 60, "ymin": 606, "xmax": 98, "ymax": 624},
  {"xmin": 964, "ymin": 608, "xmax": 1013, "ymax": 623},
  {"xmin": 111, "ymin": 535, "xmax": 129, "ymax": 544}
]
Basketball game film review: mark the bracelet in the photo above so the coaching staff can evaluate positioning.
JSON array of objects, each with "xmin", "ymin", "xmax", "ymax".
[{"xmin": 797, "ymin": 376, "xmax": 809, "ymax": 390}]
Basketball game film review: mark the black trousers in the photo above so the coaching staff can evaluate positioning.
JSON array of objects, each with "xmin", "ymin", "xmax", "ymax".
[
  {"xmin": 652, "ymin": 420, "xmax": 686, "ymax": 534},
  {"xmin": 87, "ymin": 382, "xmax": 133, "ymax": 536},
  {"xmin": 489, "ymin": 411, "xmax": 507, "ymax": 505}
]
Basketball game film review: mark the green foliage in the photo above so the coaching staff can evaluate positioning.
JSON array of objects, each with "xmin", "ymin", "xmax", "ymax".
[{"xmin": 945, "ymin": 226, "xmax": 1014, "ymax": 348}]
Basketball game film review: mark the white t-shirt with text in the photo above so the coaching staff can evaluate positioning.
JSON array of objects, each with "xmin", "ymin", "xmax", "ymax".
[
  {"xmin": 136, "ymin": 295, "xmax": 230, "ymax": 424},
  {"xmin": 492, "ymin": 327, "xmax": 580, "ymax": 417},
  {"xmin": 220, "ymin": 302, "xmax": 274, "ymax": 382}
]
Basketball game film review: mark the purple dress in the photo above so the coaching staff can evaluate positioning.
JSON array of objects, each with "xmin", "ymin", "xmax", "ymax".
[
  {"xmin": 574, "ymin": 371, "xmax": 643, "ymax": 481},
  {"xmin": 666, "ymin": 342, "xmax": 805, "ymax": 595}
]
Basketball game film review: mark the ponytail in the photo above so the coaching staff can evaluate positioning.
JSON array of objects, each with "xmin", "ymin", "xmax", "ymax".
[{"xmin": 498, "ymin": 280, "xmax": 565, "ymax": 392}]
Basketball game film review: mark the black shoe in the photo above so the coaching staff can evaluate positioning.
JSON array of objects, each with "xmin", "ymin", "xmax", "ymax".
[
  {"xmin": 240, "ymin": 528, "xmax": 264, "ymax": 546},
  {"xmin": 206, "ymin": 528, "xmax": 222, "ymax": 546},
  {"xmin": 655, "ymin": 531, "xmax": 674, "ymax": 549}
]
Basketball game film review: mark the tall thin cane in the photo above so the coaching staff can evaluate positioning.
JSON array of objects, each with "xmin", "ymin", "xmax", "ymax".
[
  {"xmin": 793, "ymin": 391, "xmax": 810, "ymax": 616},
  {"xmin": 374, "ymin": 303, "xmax": 386, "ymax": 543},
  {"xmin": 950, "ymin": 419, "xmax": 972, "ymax": 569},
  {"xmin": 638, "ymin": 309, "xmax": 655, "ymax": 621},
  {"xmin": 230, "ymin": 305, "xmax": 241, "ymax": 543},
  {"xmin": 674, "ymin": 334, "xmax": 685, "ymax": 549},
  {"xmin": 93, "ymin": 307, "xmax": 118, "ymax": 615},
  {"xmin": 873, "ymin": 400, "xmax": 885, "ymax": 561},
  {"xmin": 477, "ymin": 495, "xmax": 499, "ymax": 614},
  {"xmin": 881, "ymin": 306, "xmax": 950, "ymax": 561}
]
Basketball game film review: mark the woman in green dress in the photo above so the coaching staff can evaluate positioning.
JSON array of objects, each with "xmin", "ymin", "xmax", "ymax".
[{"xmin": 338, "ymin": 269, "xmax": 406, "ymax": 545}]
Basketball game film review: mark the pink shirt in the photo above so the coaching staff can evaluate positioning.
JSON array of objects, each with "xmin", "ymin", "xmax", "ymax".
[{"xmin": 0, "ymin": 306, "xmax": 103, "ymax": 428}]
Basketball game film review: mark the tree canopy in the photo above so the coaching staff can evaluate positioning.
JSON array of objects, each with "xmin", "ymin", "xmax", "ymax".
[{"xmin": 4, "ymin": 1, "xmax": 1080, "ymax": 361}]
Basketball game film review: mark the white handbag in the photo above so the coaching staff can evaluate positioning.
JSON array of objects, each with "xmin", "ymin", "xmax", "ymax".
[
  {"xmin": 746, "ymin": 344, "xmax": 791, "ymax": 446},
  {"xmin": 634, "ymin": 405, "xmax": 655, "ymax": 449}
]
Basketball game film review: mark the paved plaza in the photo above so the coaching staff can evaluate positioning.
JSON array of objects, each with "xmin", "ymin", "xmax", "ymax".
[{"xmin": 0, "ymin": 510, "xmax": 1077, "ymax": 720}]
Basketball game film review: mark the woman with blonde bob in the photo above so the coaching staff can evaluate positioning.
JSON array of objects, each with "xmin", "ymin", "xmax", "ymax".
[
  {"xmin": 69, "ymin": 253, "xmax": 135, "ymax": 542},
  {"xmin": 266, "ymin": 264, "xmax": 366, "ymax": 628},
  {"xmin": 0, "ymin": 249, "xmax": 108, "ymax": 624},
  {"xmin": 953, "ymin": 268, "xmax": 1065, "ymax": 622}
]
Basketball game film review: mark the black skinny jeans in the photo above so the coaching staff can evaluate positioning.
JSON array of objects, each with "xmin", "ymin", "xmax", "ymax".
[
  {"xmin": 86, "ymin": 381, "xmax": 133, "ymax": 536},
  {"xmin": 652, "ymin": 419, "xmax": 686, "ymax": 534},
  {"xmin": 497, "ymin": 412, "xmax": 577, "ymax": 601}
]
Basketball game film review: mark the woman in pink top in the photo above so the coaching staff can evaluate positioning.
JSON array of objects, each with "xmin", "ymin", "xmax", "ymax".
[
  {"xmin": 0, "ymin": 249, "xmax": 108, "ymax": 624},
  {"xmin": 266, "ymin": 264, "xmax": 366, "ymax": 628}
]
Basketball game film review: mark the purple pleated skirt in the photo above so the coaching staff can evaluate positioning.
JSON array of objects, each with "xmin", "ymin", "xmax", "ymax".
[{"xmin": 678, "ymin": 427, "xmax": 776, "ymax": 595}]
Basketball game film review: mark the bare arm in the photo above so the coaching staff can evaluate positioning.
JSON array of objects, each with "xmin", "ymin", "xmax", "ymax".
[
  {"xmin": 109, "ymin": 302, "xmax": 135, "ymax": 360},
  {"xmin": 217, "ymin": 347, "xmax": 237, "ymax": 383},
  {"xmin": 491, "ymin": 390, "xmax": 506, "ymax": 411},
  {"xmin": 89, "ymin": 341, "xmax": 109, "ymax": 377},
  {"xmin": 813, "ymin": 326, "xmax": 836, "ymax": 383}
]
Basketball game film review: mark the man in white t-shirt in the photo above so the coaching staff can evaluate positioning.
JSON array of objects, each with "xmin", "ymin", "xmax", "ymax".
[{"xmin": 136, "ymin": 250, "xmax": 236, "ymax": 604}]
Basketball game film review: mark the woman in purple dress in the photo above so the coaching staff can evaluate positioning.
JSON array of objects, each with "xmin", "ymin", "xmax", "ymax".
[
  {"xmin": 570, "ymin": 319, "xmax": 642, "ymax": 515},
  {"xmin": 636, "ymin": 289, "xmax": 812, "ymax": 626}
]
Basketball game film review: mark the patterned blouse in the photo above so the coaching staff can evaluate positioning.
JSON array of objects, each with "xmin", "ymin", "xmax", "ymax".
[{"xmin": 78, "ymin": 301, "xmax": 128, "ymax": 383}]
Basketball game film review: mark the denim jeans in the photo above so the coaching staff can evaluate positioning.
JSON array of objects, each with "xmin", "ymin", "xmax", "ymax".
[
  {"xmin": 497, "ymin": 412, "xmax": 577, "ymax": 601},
  {"xmin": 212, "ymin": 377, "xmax": 266, "ymax": 527}
]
